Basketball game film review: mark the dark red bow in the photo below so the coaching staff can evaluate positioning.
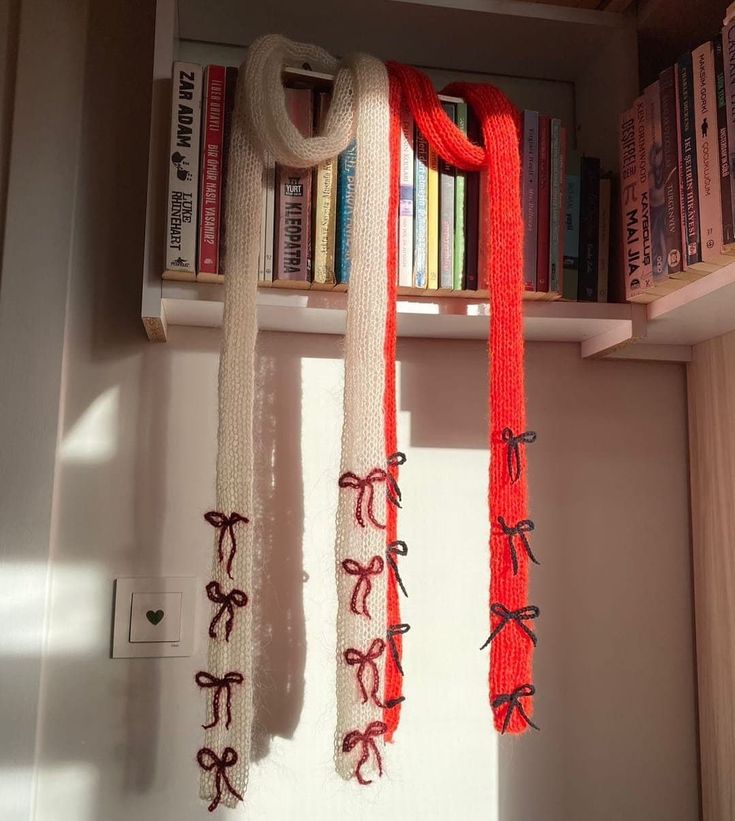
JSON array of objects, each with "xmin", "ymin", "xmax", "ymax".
[
  {"xmin": 206, "ymin": 581, "xmax": 248, "ymax": 642},
  {"xmin": 338, "ymin": 452, "xmax": 406, "ymax": 529},
  {"xmin": 344, "ymin": 638, "xmax": 386, "ymax": 706},
  {"xmin": 196, "ymin": 746, "xmax": 243, "ymax": 812},
  {"xmin": 342, "ymin": 556, "xmax": 384, "ymax": 618},
  {"xmin": 195, "ymin": 670, "xmax": 245, "ymax": 729},
  {"xmin": 342, "ymin": 721, "xmax": 387, "ymax": 785},
  {"xmin": 492, "ymin": 683, "xmax": 539, "ymax": 734},
  {"xmin": 204, "ymin": 511, "xmax": 249, "ymax": 579}
]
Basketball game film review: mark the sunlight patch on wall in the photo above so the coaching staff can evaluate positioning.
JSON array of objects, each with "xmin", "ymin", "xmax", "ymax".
[{"xmin": 59, "ymin": 387, "xmax": 120, "ymax": 464}]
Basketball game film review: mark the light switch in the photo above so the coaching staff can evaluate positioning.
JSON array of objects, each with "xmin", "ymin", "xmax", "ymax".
[{"xmin": 129, "ymin": 591, "xmax": 182, "ymax": 643}]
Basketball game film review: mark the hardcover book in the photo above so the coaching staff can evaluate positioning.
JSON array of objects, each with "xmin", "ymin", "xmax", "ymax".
[
  {"xmin": 724, "ymin": 21, "xmax": 735, "ymax": 237},
  {"xmin": 549, "ymin": 119, "xmax": 563, "ymax": 296},
  {"xmin": 313, "ymin": 92, "xmax": 337, "ymax": 285},
  {"xmin": 676, "ymin": 54, "xmax": 701, "ymax": 267},
  {"xmin": 555, "ymin": 126, "xmax": 567, "ymax": 297},
  {"xmin": 597, "ymin": 176, "xmax": 611, "ymax": 302},
  {"xmin": 335, "ymin": 140, "xmax": 357, "ymax": 285},
  {"xmin": 164, "ymin": 62, "xmax": 203, "ymax": 277},
  {"xmin": 522, "ymin": 111, "xmax": 539, "ymax": 291},
  {"xmin": 218, "ymin": 66, "xmax": 238, "ymax": 277},
  {"xmin": 465, "ymin": 109, "xmax": 481, "ymax": 290},
  {"xmin": 644, "ymin": 81, "xmax": 667, "ymax": 281},
  {"xmin": 398, "ymin": 106, "xmax": 415, "ymax": 287},
  {"xmin": 714, "ymin": 36, "xmax": 734, "ymax": 245},
  {"xmin": 262, "ymin": 166, "xmax": 275, "ymax": 282},
  {"xmin": 659, "ymin": 67, "xmax": 684, "ymax": 275},
  {"xmin": 427, "ymin": 142, "xmax": 440, "ymax": 289},
  {"xmin": 454, "ymin": 101, "xmax": 468, "ymax": 290},
  {"xmin": 563, "ymin": 150, "xmax": 581, "ymax": 301},
  {"xmin": 413, "ymin": 127, "xmax": 429, "ymax": 288},
  {"xmin": 577, "ymin": 156, "xmax": 601, "ymax": 301},
  {"xmin": 198, "ymin": 65, "xmax": 226, "ymax": 277},
  {"xmin": 634, "ymin": 95, "xmax": 653, "ymax": 284},
  {"xmin": 439, "ymin": 101, "xmax": 456, "ymax": 289},
  {"xmin": 536, "ymin": 115, "xmax": 551, "ymax": 292},
  {"xmin": 618, "ymin": 106, "xmax": 646, "ymax": 300}
]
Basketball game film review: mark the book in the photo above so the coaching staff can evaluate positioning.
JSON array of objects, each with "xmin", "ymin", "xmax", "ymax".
[
  {"xmin": 577, "ymin": 156, "xmax": 601, "ymax": 301},
  {"xmin": 164, "ymin": 62, "xmax": 203, "ymax": 277},
  {"xmin": 549, "ymin": 119, "xmax": 563, "ymax": 296},
  {"xmin": 427, "ymin": 143, "xmax": 440, "ymax": 289},
  {"xmin": 274, "ymin": 87, "xmax": 313, "ymax": 282},
  {"xmin": 555, "ymin": 127, "xmax": 567, "ymax": 297},
  {"xmin": 714, "ymin": 36, "xmax": 735, "ymax": 245},
  {"xmin": 597, "ymin": 176, "xmax": 611, "ymax": 302},
  {"xmin": 313, "ymin": 92, "xmax": 337, "ymax": 285},
  {"xmin": 618, "ymin": 106, "xmax": 646, "ymax": 300},
  {"xmin": 465, "ymin": 109, "xmax": 481, "ymax": 290},
  {"xmin": 439, "ymin": 101, "xmax": 456, "ymax": 289},
  {"xmin": 198, "ymin": 65, "xmax": 226, "ymax": 277},
  {"xmin": 563, "ymin": 150, "xmax": 581, "ymax": 301},
  {"xmin": 659, "ymin": 67, "xmax": 684, "ymax": 275},
  {"xmin": 397, "ymin": 106, "xmax": 415, "ymax": 288},
  {"xmin": 521, "ymin": 111, "xmax": 539, "ymax": 291},
  {"xmin": 634, "ymin": 95, "xmax": 653, "ymax": 284},
  {"xmin": 644, "ymin": 81, "xmax": 667, "ymax": 282},
  {"xmin": 724, "ymin": 21, "xmax": 735, "ymax": 238},
  {"xmin": 676, "ymin": 54, "xmax": 701, "ymax": 267},
  {"xmin": 219, "ymin": 66, "xmax": 238, "ymax": 277},
  {"xmin": 262, "ymin": 166, "xmax": 275, "ymax": 282},
  {"xmin": 335, "ymin": 140, "xmax": 357, "ymax": 285},
  {"xmin": 413, "ymin": 128, "xmax": 429, "ymax": 288},
  {"xmin": 692, "ymin": 41, "xmax": 723, "ymax": 262},
  {"xmin": 454, "ymin": 101, "xmax": 468, "ymax": 290},
  {"xmin": 536, "ymin": 115, "xmax": 551, "ymax": 292}
]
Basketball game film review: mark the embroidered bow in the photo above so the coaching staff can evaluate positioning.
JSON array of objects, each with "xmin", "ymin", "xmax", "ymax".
[
  {"xmin": 206, "ymin": 581, "xmax": 248, "ymax": 641},
  {"xmin": 204, "ymin": 511, "xmax": 249, "ymax": 579},
  {"xmin": 196, "ymin": 746, "xmax": 243, "ymax": 812},
  {"xmin": 492, "ymin": 684, "xmax": 539, "ymax": 734},
  {"xmin": 386, "ymin": 540, "xmax": 408, "ymax": 598},
  {"xmin": 496, "ymin": 516, "xmax": 539, "ymax": 575},
  {"xmin": 338, "ymin": 452, "xmax": 406, "ymax": 529},
  {"xmin": 342, "ymin": 721, "xmax": 388, "ymax": 785},
  {"xmin": 344, "ymin": 638, "xmax": 386, "ymax": 706},
  {"xmin": 195, "ymin": 671, "xmax": 245, "ymax": 729},
  {"xmin": 386, "ymin": 623, "xmax": 410, "ymax": 676},
  {"xmin": 342, "ymin": 556, "xmax": 384, "ymax": 618},
  {"xmin": 501, "ymin": 427, "xmax": 537, "ymax": 484},
  {"xmin": 481, "ymin": 603, "xmax": 540, "ymax": 649}
]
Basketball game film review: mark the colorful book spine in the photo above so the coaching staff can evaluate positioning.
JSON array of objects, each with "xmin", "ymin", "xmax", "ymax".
[
  {"xmin": 219, "ymin": 66, "xmax": 238, "ymax": 276},
  {"xmin": 563, "ymin": 150, "xmax": 581, "ymax": 300},
  {"xmin": 577, "ymin": 156, "xmax": 600, "ymax": 301},
  {"xmin": 197, "ymin": 65, "xmax": 226, "ymax": 277},
  {"xmin": 439, "ymin": 102, "xmax": 456, "ymax": 289},
  {"xmin": 274, "ymin": 87, "xmax": 313, "ymax": 281},
  {"xmin": 659, "ymin": 67, "xmax": 684, "ymax": 274},
  {"xmin": 454, "ymin": 101, "xmax": 468, "ymax": 290},
  {"xmin": 724, "ymin": 22, "xmax": 735, "ymax": 236},
  {"xmin": 644, "ymin": 81, "xmax": 667, "ymax": 281},
  {"xmin": 693, "ymin": 41, "xmax": 723, "ymax": 261},
  {"xmin": 536, "ymin": 115, "xmax": 551, "ymax": 292},
  {"xmin": 335, "ymin": 140, "xmax": 357, "ymax": 285},
  {"xmin": 714, "ymin": 36, "xmax": 734, "ymax": 245},
  {"xmin": 597, "ymin": 176, "xmax": 611, "ymax": 302},
  {"xmin": 676, "ymin": 55, "xmax": 700, "ymax": 267},
  {"xmin": 465, "ymin": 109, "xmax": 481, "ymax": 290},
  {"xmin": 522, "ymin": 111, "xmax": 539, "ymax": 290},
  {"xmin": 164, "ymin": 62, "xmax": 203, "ymax": 276},
  {"xmin": 634, "ymin": 95, "xmax": 653, "ymax": 284},
  {"xmin": 427, "ymin": 144, "xmax": 440, "ymax": 289},
  {"xmin": 313, "ymin": 92, "xmax": 337, "ymax": 285},
  {"xmin": 549, "ymin": 119, "xmax": 562, "ymax": 296},
  {"xmin": 413, "ymin": 128, "xmax": 429, "ymax": 288},
  {"xmin": 618, "ymin": 107, "xmax": 645, "ymax": 299},
  {"xmin": 398, "ymin": 107, "xmax": 415, "ymax": 288}
]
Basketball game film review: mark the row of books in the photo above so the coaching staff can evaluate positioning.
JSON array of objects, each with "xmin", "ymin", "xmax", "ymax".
[
  {"xmin": 618, "ymin": 16, "xmax": 735, "ymax": 302},
  {"xmin": 163, "ymin": 61, "xmax": 611, "ymax": 301}
]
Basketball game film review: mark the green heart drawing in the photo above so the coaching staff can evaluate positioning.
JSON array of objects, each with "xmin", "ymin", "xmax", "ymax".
[{"xmin": 146, "ymin": 609, "xmax": 164, "ymax": 626}]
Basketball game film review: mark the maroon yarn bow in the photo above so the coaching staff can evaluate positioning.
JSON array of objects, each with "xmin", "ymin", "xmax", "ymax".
[
  {"xmin": 344, "ymin": 638, "xmax": 386, "ymax": 706},
  {"xmin": 204, "ymin": 510, "xmax": 249, "ymax": 579},
  {"xmin": 196, "ymin": 746, "xmax": 243, "ymax": 812},
  {"xmin": 338, "ymin": 452, "xmax": 406, "ymax": 529},
  {"xmin": 342, "ymin": 721, "xmax": 387, "ymax": 785},
  {"xmin": 206, "ymin": 581, "xmax": 248, "ymax": 642},
  {"xmin": 195, "ymin": 670, "xmax": 245, "ymax": 729},
  {"xmin": 342, "ymin": 556, "xmax": 384, "ymax": 618}
]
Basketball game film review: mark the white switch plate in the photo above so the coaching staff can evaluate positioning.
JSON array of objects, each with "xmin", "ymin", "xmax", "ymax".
[{"xmin": 112, "ymin": 577, "xmax": 197, "ymax": 658}]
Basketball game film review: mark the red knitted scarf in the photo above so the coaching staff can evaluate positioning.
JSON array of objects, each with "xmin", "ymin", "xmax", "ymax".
[{"xmin": 384, "ymin": 64, "xmax": 535, "ymax": 736}]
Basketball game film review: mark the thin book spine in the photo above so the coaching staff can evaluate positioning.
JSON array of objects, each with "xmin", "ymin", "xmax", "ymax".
[
  {"xmin": 464, "ymin": 108, "xmax": 481, "ymax": 290},
  {"xmin": 164, "ymin": 61, "xmax": 203, "ymax": 277},
  {"xmin": 634, "ymin": 95, "xmax": 654, "ymax": 285},
  {"xmin": 397, "ymin": 106, "xmax": 415, "ymax": 288},
  {"xmin": 563, "ymin": 150, "xmax": 581, "ymax": 300},
  {"xmin": 577, "ymin": 156, "xmax": 601, "ymax": 301},
  {"xmin": 198, "ymin": 65, "xmax": 226, "ymax": 277},
  {"xmin": 644, "ymin": 81, "xmax": 667, "ymax": 281},
  {"xmin": 263, "ymin": 166, "xmax": 275, "ymax": 282},
  {"xmin": 714, "ymin": 36, "xmax": 734, "ymax": 245},
  {"xmin": 522, "ymin": 111, "xmax": 539, "ymax": 290},
  {"xmin": 454, "ymin": 101, "xmax": 468, "ymax": 290},
  {"xmin": 659, "ymin": 67, "xmax": 684, "ymax": 275},
  {"xmin": 536, "ymin": 115, "xmax": 551, "ymax": 293},
  {"xmin": 677, "ymin": 54, "xmax": 701, "ymax": 266},
  {"xmin": 439, "ymin": 101, "xmax": 456, "ymax": 289},
  {"xmin": 219, "ymin": 66, "xmax": 238, "ymax": 277},
  {"xmin": 723, "ymin": 22, "xmax": 735, "ymax": 239},
  {"xmin": 413, "ymin": 127, "xmax": 429, "ymax": 288},
  {"xmin": 335, "ymin": 140, "xmax": 357, "ymax": 285},
  {"xmin": 427, "ymin": 143, "xmax": 439, "ymax": 289},
  {"xmin": 618, "ymin": 107, "xmax": 644, "ymax": 300},
  {"xmin": 313, "ymin": 92, "xmax": 337, "ymax": 285},
  {"xmin": 597, "ymin": 176, "xmax": 611, "ymax": 302},
  {"xmin": 549, "ymin": 118, "xmax": 562, "ymax": 295}
]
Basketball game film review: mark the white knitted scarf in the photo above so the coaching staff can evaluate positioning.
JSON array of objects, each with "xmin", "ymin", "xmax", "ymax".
[{"xmin": 197, "ymin": 35, "xmax": 392, "ymax": 810}]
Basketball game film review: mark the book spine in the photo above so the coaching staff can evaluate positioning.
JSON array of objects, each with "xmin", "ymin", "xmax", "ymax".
[
  {"xmin": 724, "ymin": 23, "xmax": 735, "ymax": 235},
  {"xmin": 398, "ymin": 107, "xmax": 415, "ymax": 288},
  {"xmin": 165, "ymin": 62, "xmax": 203, "ymax": 275},
  {"xmin": 522, "ymin": 111, "xmax": 539, "ymax": 290},
  {"xmin": 549, "ymin": 118, "xmax": 562, "ymax": 295},
  {"xmin": 263, "ymin": 165, "xmax": 275, "ymax": 282},
  {"xmin": 427, "ymin": 144, "xmax": 439, "ymax": 288},
  {"xmin": 465, "ymin": 109, "xmax": 481, "ymax": 290},
  {"xmin": 336, "ymin": 140, "xmax": 357, "ymax": 285},
  {"xmin": 258, "ymin": 173, "xmax": 266, "ymax": 281},
  {"xmin": 555, "ymin": 127, "xmax": 567, "ymax": 296},
  {"xmin": 677, "ymin": 54, "xmax": 701, "ymax": 265},
  {"xmin": 198, "ymin": 65, "xmax": 226, "ymax": 276},
  {"xmin": 597, "ymin": 176, "xmax": 611, "ymax": 302},
  {"xmin": 219, "ymin": 66, "xmax": 238, "ymax": 276},
  {"xmin": 413, "ymin": 128, "xmax": 429, "ymax": 288},
  {"xmin": 693, "ymin": 41, "xmax": 723, "ymax": 261},
  {"xmin": 439, "ymin": 102, "xmax": 456, "ymax": 289},
  {"xmin": 715, "ymin": 36, "xmax": 735, "ymax": 244},
  {"xmin": 313, "ymin": 92, "xmax": 337, "ymax": 285},
  {"xmin": 577, "ymin": 156, "xmax": 601, "ymax": 301},
  {"xmin": 659, "ymin": 67, "xmax": 684, "ymax": 273},
  {"xmin": 634, "ymin": 95, "xmax": 654, "ymax": 283},
  {"xmin": 644, "ymin": 81, "xmax": 667, "ymax": 281},
  {"xmin": 536, "ymin": 115, "xmax": 551, "ymax": 292},
  {"xmin": 619, "ymin": 107, "xmax": 645, "ymax": 299},
  {"xmin": 275, "ymin": 88, "xmax": 313, "ymax": 281},
  {"xmin": 563, "ymin": 150, "xmax": 581, "ymax": 300},
  {"xmin": 454, "ymin": 101, "xmax": 468, "ymax": 290}
]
